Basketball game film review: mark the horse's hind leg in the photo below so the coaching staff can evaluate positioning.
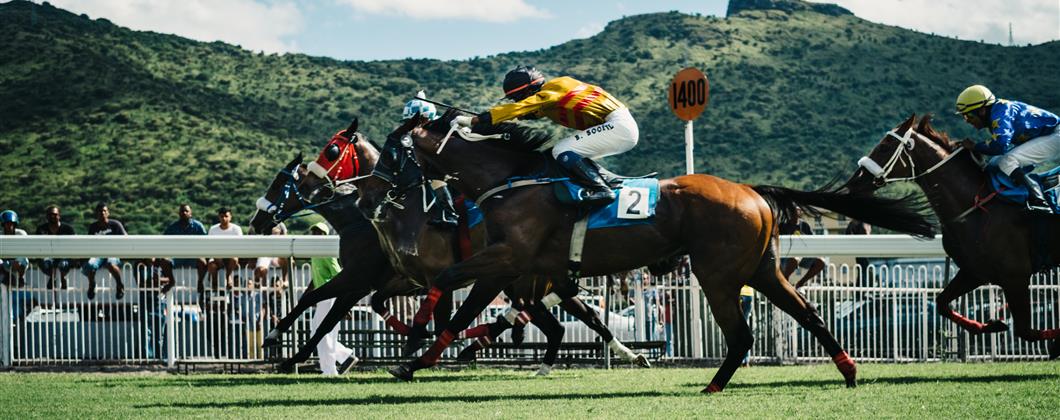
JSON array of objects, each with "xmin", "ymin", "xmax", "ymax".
[
  {"xmin": 559, "ymin": 296, "xmax": 650, "ymax": 367},
  {"xmin": 264, "ymin": 269, "xmax": 352, "ymax": 347},
  {"xmin": 1000, "ymin": 282, "xmax": 1060, "ymax": 359},
  {"xmin": 700, "ymin": 290, "xmax": 753, "ymax": 393},
  {"xmin": 936, "ymin": 270, "xmax": 1006, "ymax": 334},
  {"xmin": 748, "ymin": 254, "xmax": 856, "ymax": 388}
]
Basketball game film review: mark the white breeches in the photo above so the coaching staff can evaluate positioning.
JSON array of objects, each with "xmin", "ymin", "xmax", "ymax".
[
  {"xmin": 991, "ymin": 128, "xmax": 1060, "ymax": 175},
  {"xmin": 311, "ymin": 298, "xmax": 353, "ymax": 375},
  {"xmin": 552, "ymin": 108, "xmax": 639, "ymax": 159}
]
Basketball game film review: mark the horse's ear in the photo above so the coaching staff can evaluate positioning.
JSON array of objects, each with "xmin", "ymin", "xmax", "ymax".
[
  {"xmin": 288, "ymin": 152, "xmax": 303, "ymax": 169},
  {"xmin": 347, "ymin": 118, "xmax": 358, "ymax": 134},
  {"xmin": 916, "ymin": 114, "xmax": 933, "ymax": 133},
  {"xmin": 897, "ymin": 113, "xmax": 917, "ymax": 133}
]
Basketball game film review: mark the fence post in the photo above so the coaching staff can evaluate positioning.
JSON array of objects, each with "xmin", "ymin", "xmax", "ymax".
[
  {"xmin": 689, "ymin": 270, "xmax": 704, "ymax": 359},
  {"xmin": 1, "ymin": 282, "xmax": 9, "ymax": 367},
  {"xmin": 165, "ymin": 287, "xmax": 176, "ymax": 368},
  {"xmin": 603, "ymin": 276, "xmax": 611, "ymax": 370}
]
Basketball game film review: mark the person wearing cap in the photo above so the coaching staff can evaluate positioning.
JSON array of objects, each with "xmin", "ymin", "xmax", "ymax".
[
  {"xmin": 957, "ymin": 85, "xmax": 1060, "ymax": 213},
  {"xmin": 1, "ymin": 210, "xmax": 29, "ymax": 287},
  {"xmin": 456, "ymin": 66, "xmax": 638, "ymax": 205},
  {"xmin": 402, "ymin": 91, "xmax": 458, "ymax": 227},
  {"xmin": 308, "ymin": 222, "xmax": 357, "ymax": 375}
]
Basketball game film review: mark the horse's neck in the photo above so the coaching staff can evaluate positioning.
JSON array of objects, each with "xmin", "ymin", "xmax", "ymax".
[
  {"xmin": 429, "ymin": 140, "xmax": 545, "ymax": 200},
  {"xmin": 314, "ymin": 192, "xmax": 365, "ymax": 228},
  {"xmin": 915, "ymin": 151, "xmax": 987, "ymax": 225}
]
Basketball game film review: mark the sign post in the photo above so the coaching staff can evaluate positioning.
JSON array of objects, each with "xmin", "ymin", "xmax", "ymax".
[
  {"xmin": 667, "ymin": 67, "xmax": 710, "ymax": 175},
  {"xmin": 668, "ymin": 67, "xmax": 709, "ymax": 358}
]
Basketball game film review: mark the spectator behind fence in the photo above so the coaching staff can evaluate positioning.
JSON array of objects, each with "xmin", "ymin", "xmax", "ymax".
[
  {"xmin": 156, "ymin": 204, "xmax": 208, "ymax": 294},
  {"xmin": 308, "ymin": 222, "xmax": 358, "ymax": 375},
  {"xmin": 83, "ymin": 203, "xmax": 127, "ymax": 300},
  {"xmin": 780, "ymin": 208, "xmax": 825, "ymax": 289},
  {"xmin": 35, "ymin": 205, "xmax": 75, "ymax": 290},
  {"xmin": 1, "ymin": 210, "xmax": 29, "ymax": 287},
  {"xmin": 740, "ymin": 285, "xmax": 754, "ymax": 367},
  {"xmin": 206, "ymin": 207, "xmax": 243, "ymax": 290},
  {"xmin": 254, "ymin": 222, "xmax": 290, "ymax": 289},
  {"xmin": 844, "ymin": 219, "xmax": 874, "ymax": 286}
]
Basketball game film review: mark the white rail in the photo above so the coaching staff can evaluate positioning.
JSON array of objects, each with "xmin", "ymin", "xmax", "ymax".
[{"xmin": 1, "ymin": 234, "xmax": 940, "ymax": 258}]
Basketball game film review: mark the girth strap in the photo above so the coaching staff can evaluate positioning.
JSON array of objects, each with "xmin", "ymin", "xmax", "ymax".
[{"xmin": 568, "ymin": 216, "xmax": 589, "ymax": 278}]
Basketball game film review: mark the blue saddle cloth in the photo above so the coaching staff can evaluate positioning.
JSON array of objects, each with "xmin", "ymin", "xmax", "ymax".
[
  {"xmin": 988, "ymin": 164, "xmax": 1060, "ymax": 212},
  {"xmin": 466, "ymin": 201, "xmax": 484, "ymax": 228},
  {"xmin": 559, "ymin": 178, "xmax": 660, "ymax": 229}
]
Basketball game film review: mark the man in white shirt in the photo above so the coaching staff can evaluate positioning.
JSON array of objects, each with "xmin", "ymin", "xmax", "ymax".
[{"xmin": 206, "ymin": 207, "xmax": 243, "ymax": 289}]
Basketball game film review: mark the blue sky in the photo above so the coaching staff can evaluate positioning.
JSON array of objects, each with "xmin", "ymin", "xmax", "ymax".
[{"xmin": 33, "ymin": 0, "xmax": 1060, "ymax": 61}]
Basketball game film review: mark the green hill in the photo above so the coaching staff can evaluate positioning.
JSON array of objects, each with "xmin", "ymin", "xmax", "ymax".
[{"xmin": 1, "ymin": 0, "xmax": 1057, "ymax": 233}]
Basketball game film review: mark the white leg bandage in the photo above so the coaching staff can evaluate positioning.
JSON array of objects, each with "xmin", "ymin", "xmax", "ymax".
[
  {"xmin": 503, "ymin": 307, "xmax": 531, "ymax": 326},
  {"xmin": 540, "ymin": 292, "xmax": 563, "ymax": 309},
  {"xmin": 265, "ymin": 328, "xmax": 279, "ymax": 340},
  {"xmin": 429, "ymin": 179, "xmax": 447, "ymax": 189},
  {"xmin": 533, "ymin": 363, "xmax": 553, "ymax": 377},
  {"xmin": 608, "ymin": 339, "xmax": 636, "ymax": 361}
]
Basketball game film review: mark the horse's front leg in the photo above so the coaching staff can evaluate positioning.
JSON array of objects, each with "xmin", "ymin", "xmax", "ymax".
[
  {"xmin": 936, "ymin": 270, "xmax": 1007, "ymax": 334},
  {"xmin": 391, "ymin": 243, "xmax": 524, "ymax": 380}
]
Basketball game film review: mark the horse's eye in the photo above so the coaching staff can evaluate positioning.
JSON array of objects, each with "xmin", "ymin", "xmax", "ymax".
[{"xmin": 325, "ymin": 144, "xmax": 341, "ymax": 161}]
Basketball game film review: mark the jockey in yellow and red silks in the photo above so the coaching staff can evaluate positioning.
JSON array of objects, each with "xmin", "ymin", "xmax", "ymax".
[
  {"xmin": 458, "ymin": 66, "xmax": 639, "ymax": 206},
  {"xmin": 957, "ymin": 85, "xmax": 1060, "ymax": 213}
]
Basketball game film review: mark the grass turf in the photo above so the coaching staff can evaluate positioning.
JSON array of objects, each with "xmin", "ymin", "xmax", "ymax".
[{"xmin": 1, "ymin": 362, "xmax": 1057, "ymax": 418}]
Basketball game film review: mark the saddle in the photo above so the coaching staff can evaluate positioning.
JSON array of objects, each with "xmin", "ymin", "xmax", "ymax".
[
  {"xmin": 547, "ymin": 158, "xmax": 657, "ymax": 207},
  {"xmin": 987, "ymin": 164, "xmax": 1060, "ymax": 213}
]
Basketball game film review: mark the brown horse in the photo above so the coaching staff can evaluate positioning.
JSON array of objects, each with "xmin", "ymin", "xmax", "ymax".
[
  {"xmin": 844, "ymin": 114, "xmax": 1060, "ymax": 359},
  {"xmin": 361, "ymin": 110, "xmax": 935, "ymax": 392}
]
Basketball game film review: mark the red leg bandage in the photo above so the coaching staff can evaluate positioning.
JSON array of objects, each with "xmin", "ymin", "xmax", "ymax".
[
  {"xmin": 383, "ymin": 313, "xmax": 412, "ymax": 336},
  {"xmin": 1036, "ymin": 329, "xmax": 1060, "ymax": 340},
  {"xmin": 947, "ymin": 309, "xmax": 988, "ymax": 332},
  {"xmin": 459, "ymin": 324, "xmax": 491, "ymax": 339},
  {"xmin": 832, "ymin": 351, "xmax": 857, "ymax": 378},
  {"xmin": 413, "ymin": 287, "xmax": 444, "ymax": 326},
  {"xmin": 420, "ymin": 330, "xmax": 455, "ymax": 366}
]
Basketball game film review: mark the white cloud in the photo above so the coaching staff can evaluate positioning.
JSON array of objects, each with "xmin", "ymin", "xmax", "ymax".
[
  {"xmin": 574, "ymin": 22, "xmax": 604, "ymax": 38},
  {"xmin": 810, "ymin": 0, "xmax": 1059, "ymax": 45},
  {"xmin": 44, "ymin": 0, "xmax": 304, "ymax": 53},
  {"xmin": 334, "ymin": 0, "xmax": 551, "ymax": 23}
]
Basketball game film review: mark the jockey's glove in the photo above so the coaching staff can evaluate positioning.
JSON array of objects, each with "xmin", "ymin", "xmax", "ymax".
[{"xmin": 454, "ymin": 115, "xmax": 473, "ymax": 128}]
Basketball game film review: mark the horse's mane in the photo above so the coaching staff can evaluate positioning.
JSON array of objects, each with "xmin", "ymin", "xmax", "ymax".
[
  {"xmin": 912, "ymin": 114, "xmax": 956, "ymax": 153},
  {"xmin": 429, "ymin": 108, "xmax": 555, "ymax": 151}
]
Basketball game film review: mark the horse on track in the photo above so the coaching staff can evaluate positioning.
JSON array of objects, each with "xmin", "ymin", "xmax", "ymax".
[
  {"xmin": 252, "ymin": 119, "xmax": 649, "ymax": 374},
  {"xmin": 361, "ymin": 110, "xmax": 935, "ymax": 392},
  {"xmin": 844, "ymin": 114, "xmax": 1060, "ymax": 359}
]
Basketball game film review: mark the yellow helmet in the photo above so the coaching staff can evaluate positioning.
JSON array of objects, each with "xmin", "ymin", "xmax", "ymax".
[{"xmin": 955, "ymin": 85, "xmax": 997, "ymax": 114}]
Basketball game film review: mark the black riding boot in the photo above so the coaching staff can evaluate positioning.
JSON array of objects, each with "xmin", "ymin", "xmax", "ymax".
[
  {"xmin": 429, "ymin": 185, "xmax": 459, "ymax": 227},
  {"xmin": 557, "ymin": 151, "xmax": 616, "ymax": 205},
  {"xmin": 1011, "ymin": 168, "xmax": 1053, "ymax": 214}
]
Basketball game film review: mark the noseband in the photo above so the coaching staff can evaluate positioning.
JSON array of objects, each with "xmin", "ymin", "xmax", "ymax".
[
  {"xmin": 256, "ymin": 168, "xmax": 322, "ymax": 223},
  {"xmin": 857, "ymin": 129, "xmax": 965, "ymax": 186}
]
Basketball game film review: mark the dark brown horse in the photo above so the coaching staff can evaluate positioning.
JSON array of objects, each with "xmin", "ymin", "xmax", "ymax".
[
  {"xmin": 844, "ymin": 114, "xmax": 1060, "ymax": 359},
  {"xmin": 254, "ymin": 121, "xmax": 649, "ymax": 373},
  {"xmin": 362, "ymin": 110, "xmax": 935, "ymax": 392}
]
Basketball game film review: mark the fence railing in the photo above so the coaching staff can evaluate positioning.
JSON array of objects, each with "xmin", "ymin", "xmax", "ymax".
[{"xmin": 2, "ymin": 235, "xmax": 1057, "ymax": 368}]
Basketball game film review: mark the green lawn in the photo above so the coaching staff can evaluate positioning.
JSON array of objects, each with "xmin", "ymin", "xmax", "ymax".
[{"xmin": 1, "ymin": 363, "xmax": 1058, "ymax": 418}]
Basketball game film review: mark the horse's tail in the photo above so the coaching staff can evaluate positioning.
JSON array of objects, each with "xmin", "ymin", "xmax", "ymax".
[{"xmin": 752, "ymin": 184, "xmax": 936, "ymax": 239}]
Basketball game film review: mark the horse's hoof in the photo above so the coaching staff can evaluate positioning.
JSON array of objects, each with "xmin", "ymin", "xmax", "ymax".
[
  {"xmin": 1049, "ymin": 339, "xmax": 1059, "ymax": 360},
  {"xmin": 701, "ymin": 383, "xmax": 723, "ymax": 394},
  {"xmin": 845, "ymin": 376, "xmax": 858, "ymax": 388},
  {"xmin": 389, "ymin": 364, "xmax": 414, "ymax": 382},
  {"xmin": 983, "ymin": 320, "xmax": 1009, "ymax": 334},
  {"xmin": 456, "ymin": 348, "xmax": 477, "ymax": 363},
  {"xmin": 633, "ymin": 353, "xmax": 651, "ymax": 368},
  {"xmin": 277, "ymin": 361, "xmax": 296, "ymax": 374}
]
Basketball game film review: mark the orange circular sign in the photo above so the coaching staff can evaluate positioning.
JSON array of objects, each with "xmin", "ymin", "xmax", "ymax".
[{"xmin": 668, "ymin": 67, "xmax": 709, "ymax": 121}]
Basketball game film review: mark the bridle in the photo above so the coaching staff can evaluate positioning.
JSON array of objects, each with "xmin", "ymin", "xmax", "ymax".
[
  {"xmin": 255, "ymin": 167, "xmax": 324, "ymax": 223},
  {"xmin": 857, "ymin": 128, "xmax": 965, "ymax": 187},
  {"xmin": 306, "ymin": 132, "xmax": 371, "ymax": 195},
  {"xmin": 368, "ymin": 133, "xmax": 434, "ymax": 221}
]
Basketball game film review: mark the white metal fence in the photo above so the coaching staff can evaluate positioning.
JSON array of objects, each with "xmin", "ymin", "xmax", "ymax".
[{"xmin": 2, "ymin": 236, "xmax": 1057, "ymax": 367}]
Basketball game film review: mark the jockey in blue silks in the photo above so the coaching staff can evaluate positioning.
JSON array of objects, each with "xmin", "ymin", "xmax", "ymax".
[{"xmin": 957, "ymin": 85, "xmax": 1060, "ymax": 214}]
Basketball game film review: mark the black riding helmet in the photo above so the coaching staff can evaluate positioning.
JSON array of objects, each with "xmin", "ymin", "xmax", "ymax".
[{"xmin": 502, "ymin": 66, "xmax": 546, "ymax": 101}]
